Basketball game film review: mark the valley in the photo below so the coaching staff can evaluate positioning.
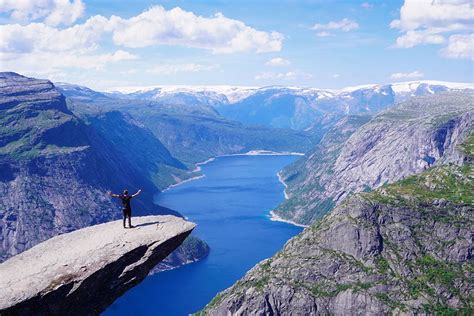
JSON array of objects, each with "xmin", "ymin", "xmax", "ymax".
[
  {"xmin": 1, "ymin": 1, "xmax": 473, "ymax": 314},
  {"xmin": 105, "ymin": 154, "xmax": 303, "ymax": 315},
  {"xmin": 1, "ymin": 72, "xmax": 472, "ymax": 315}
]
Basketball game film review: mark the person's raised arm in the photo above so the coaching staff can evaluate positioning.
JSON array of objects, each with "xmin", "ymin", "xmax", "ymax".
[
  {"xmin": 132, "ymin": 189, "xmax": 142, "ymax": 198},
  {"xmin": 108, "ymin": 191, "xmax": 120, "ymax": 198}
]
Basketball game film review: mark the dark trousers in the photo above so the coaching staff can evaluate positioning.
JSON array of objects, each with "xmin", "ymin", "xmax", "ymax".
[{"xmin": 123, "ymin": 208, "xmax": 132, "ymax": 227}]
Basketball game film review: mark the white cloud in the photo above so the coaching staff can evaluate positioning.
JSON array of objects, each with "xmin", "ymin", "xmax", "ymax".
[
  {"xmin": 312, "ymin": 18, "xmax": 359, "ymax": 32},
  {"xmin": 390, "ymin": 0, "xmax": 474, "ymax": 59},
  {"xmin": 0, "ymin": 6, "xmax": 283, "ymax": 55},
  {"xmin": 389, "ymin": 70, "xmax": 424, "ymax": 80},
  {"xmin": 255, "ymin": 71, "xmax": 312, "ymax": 80},
  {"xmin": 0, "ymin": 50, "xmax": 137, "ymax": 73},
  {"xmin": 0, "ymin": 16, "xmax": 111, "ymax": 54},
  {"xmin": 441, "ymin": 33, "xmax": 474, "ymax": 59},
  {"xmin": 147, "ymin": 63, "xmax": 218, "ymax": 75},
  {"xmin": 394, "ymin": 30, "xmax": 445, "ymax": 48},
  {"xmin": 265, "ymin": 57, "xmax": 290, "ymax": 67},
  {"xmin": 332, "ymin": 74, "xmax": 340, "ymax": 78},
  {"xmin": 361, "ymin": 2, "xmax": 373, "ymax": 9},
  {"xmin": 0, "ymin": 5, "xmax": 283, "ymax": 77},
  {"xmin": 110, "ymin": 6, "xmax": 283, "ymax": 53},
  {"xmin": 316, "ymin": 31, "xmax": 331, "ymax": 37},
  {"xmin": 0, "ymin": 15, "xmax": 133, "ymax": 74},
  {"xmin": 0, "ymin": 0, "xmax": 85, "ymax": 26},
  {"xmin": 390, "ymin": 0, "xmax": 473, "ymax": 32}
]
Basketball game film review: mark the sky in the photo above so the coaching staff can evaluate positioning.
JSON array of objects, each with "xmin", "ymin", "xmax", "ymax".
[{"xmin": 0, "ymin": 0, "xmax": 472, "ymax": 90}]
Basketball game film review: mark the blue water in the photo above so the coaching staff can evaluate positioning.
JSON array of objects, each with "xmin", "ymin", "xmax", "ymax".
[{"xmin": 105, "ymin": 155, "xmax": 303, "ymax": 315}]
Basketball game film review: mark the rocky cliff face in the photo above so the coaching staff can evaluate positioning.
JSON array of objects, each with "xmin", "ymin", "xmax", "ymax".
[
  {"xmin": 200, "ymin": 139, "xmax": 473, "ymax": 315},
  {"xmin": 0, "ymin": 215, "xmax": 195, "ymax": 315},
  {"xmin": 153, "ymin": 234, "xmax": 210, "ymax": 273},
  {"xmin": 275, "ymin": 93, "xmax": 473, "ymax": 225},
  {"xmin": 0, "ymin": 72, "xmax": 208, "ymax": 268},
  {"xmin": 83, "ymin": 111, "xmax": 189, "ymax": 190}
]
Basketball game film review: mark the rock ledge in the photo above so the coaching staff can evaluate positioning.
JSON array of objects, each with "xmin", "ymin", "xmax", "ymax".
[{"xmin": 0, "ymin": 215, "xmax": 195, "ymax": 315}]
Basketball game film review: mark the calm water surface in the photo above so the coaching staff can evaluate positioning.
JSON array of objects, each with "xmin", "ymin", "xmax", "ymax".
[{"xmin": 105, "ymin": 155, "xmax": 303, "ymax": 315}]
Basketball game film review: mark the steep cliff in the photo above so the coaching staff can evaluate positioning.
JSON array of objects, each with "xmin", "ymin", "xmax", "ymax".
[
  {"xmin": 0, "ymin": 72, "xmax": 207, "ymax": 267},
  {"xmin": 200, "ymin": 135, "xmax": 473, "ymax": 315},
  {"xmin": 83, "ymin": 111, "xmax": 189, "ymax": 190},
  {"xmin": 0, "ymin": 215, "xmax": 195, "ymax": 315},
  {"xmin": 275, "ymin": 93, "xmax": 473, "ymax": 225}
]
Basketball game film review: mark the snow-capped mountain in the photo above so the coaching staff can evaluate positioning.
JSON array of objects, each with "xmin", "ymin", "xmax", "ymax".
[
  {"xmin": 109, "ymin": 80, "xmax": 473, "ymax": 103},
  {"xmin": 60, "ymin": 80, "xmax": 473, "ymax": 131},
  {"xmin": 217, "ymin": 81, "xmax": 473, "ymax": 130},
  {"xmin": 55, "ymin": 82, "xmax": 109, "ymax": 100}
]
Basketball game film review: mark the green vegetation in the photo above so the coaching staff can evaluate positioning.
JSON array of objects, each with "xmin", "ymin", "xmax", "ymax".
[
  {"xmin": 251, "ymin": 259, "xmax": 274, "ymax": 292},
  {"xmin": 309, "ymin": 281, "xmax": 374, "ymax": 298},
  {"xmin": 460, "ymin": 132, "xmax": 474, "ymax": 158},
  {"xmin": 276, "ymin": 195, "xmax": 335, "ymax": 225},
  {"xmin": 254, "ymin": 275, "xmax": 270, "ymax": 291},
  {"xmin": 367, "ymin": 163, "xmax": 473, "ymax": 206},
  {"xmin": 422, "ymin": 302, "xmax": 471, "ymax": 315},
  {"xmin": 310, "ymin": 284, "xmax": 334, "ymax": 297},
  {"xmin": 415, "ymin": 255, "xmax": 461, "ymax": 287},
  {"xmin": 404, "ymin": 254, "xmax": 467, "ymax": 306},
  {"xmin": 374, "ymin": 293, "xmax": 407, "ymax": 311},
  {"xmin": 195, "ymin": 292, "xmax": 226, "ymax": 316},
  {"xmin": 375, "ymin": 256, "xmax": 390, "ymax": 274},
  {"xmin": 180, "ymin": 235, "xmax": 210, "ymax": 260}
]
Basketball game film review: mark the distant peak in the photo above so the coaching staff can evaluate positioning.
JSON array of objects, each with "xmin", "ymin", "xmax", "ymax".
[{"xmin": 0, "ymin": 72, "xmax": 30, "ymax": 80}]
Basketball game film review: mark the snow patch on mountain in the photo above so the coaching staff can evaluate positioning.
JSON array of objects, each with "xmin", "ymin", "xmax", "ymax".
[{"xmin": 107, "ymin": 80, "xmax": 473, "ymax": 103}]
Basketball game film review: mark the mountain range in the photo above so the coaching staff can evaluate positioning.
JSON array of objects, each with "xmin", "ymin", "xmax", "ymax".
[
  {"xmin": 58, "ymin": 83, "xmax": 318, "ymax": 166},
  {"xmin": 102, "ymin": 80, "xmax": 473, "ymax": 131}
]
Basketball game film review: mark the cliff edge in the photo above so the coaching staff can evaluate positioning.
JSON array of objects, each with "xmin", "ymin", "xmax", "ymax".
[{"xmin": 0, "ymin": 215, "xmax": 195, "ymax": 315}]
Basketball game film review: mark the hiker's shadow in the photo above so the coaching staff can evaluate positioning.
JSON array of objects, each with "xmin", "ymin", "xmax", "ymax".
[{"xmin": 135, "ymin": 221, "xmax": 161, "ymax": 228}]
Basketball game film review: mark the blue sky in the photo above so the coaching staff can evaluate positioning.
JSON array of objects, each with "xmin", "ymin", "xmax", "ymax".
[{"xmin": 0, "ymin": 0, "xmax": 472, "ymax": 90}]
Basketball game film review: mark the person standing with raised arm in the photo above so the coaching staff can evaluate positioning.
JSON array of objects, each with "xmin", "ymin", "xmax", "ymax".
[{"xmin": 108, "ymin": 189, "xmax": 142, "ymax": 228}]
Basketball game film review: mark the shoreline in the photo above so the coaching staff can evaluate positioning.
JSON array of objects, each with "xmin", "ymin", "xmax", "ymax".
[
  {"xmin": 269, "ymin": 210, "xmax": 309, "ymax": 228},
  {"xmin": 161, "ymin": 150, "xmax": 308, "ymax": 229},
  {"xmin": 161, "ymin": 175, "xmax": 206, "ymax": 192},
  {"xmin": 220, "ymin": 150, "xmax": 305, "ymax": 157},
  {"xmin": 273, "ymin": 170, "xmax": 309, "ymax": 228},
  {"xmin": 162, "ymin": 150, "xmax": 305, "ymax": 192},
  {"xmin": 277, "ymin": 171, "xmax": 289, "ymax": 199},
  {"xmin": 190, "ymin": 157, "xmax": 216, "ymax": 173}
]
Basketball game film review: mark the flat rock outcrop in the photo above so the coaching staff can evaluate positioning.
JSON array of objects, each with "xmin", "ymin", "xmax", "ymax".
[{"xmin": 0, "ymin": 215, "xmax": 195, "ymax": 315}]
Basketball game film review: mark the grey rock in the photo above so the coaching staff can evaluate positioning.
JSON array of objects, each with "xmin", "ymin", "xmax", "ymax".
[
  {"xmin": 0, "ymin": 215, "xmax": 195, "ymax": 315},
  {"xmin": 275, "ymin": 93, "xmax": 474, "ymax": 225}
]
